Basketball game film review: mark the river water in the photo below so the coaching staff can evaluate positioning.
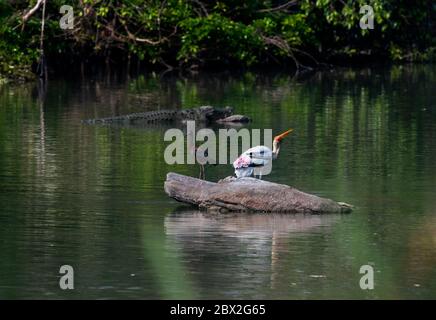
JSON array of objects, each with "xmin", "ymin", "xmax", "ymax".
[{"xmin": 0, "ymin": 65, "xmax": 435, "ymax": 299}]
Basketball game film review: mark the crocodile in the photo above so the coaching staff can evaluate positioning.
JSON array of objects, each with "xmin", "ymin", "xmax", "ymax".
[{"xmin": 82, "ymin": 106, "xmax": 240, "ymax": 125}]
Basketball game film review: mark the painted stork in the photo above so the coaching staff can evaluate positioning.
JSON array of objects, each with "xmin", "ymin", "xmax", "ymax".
[{"xmin": 233, "ymin": 129, "xmax": 293, "ymax": 179}]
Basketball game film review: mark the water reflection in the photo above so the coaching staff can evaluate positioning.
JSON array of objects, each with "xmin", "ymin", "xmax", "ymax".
[
  {"xmin": 164, "ymin": 210, "xmax": 342, "ymax": 297},
  {"xmin": 165, "ymin": 209, "xmax": 339, "ymax": 238},
  {"xmin": 406, "ymin": 202, "xmax": 436, "ymax": 296}
]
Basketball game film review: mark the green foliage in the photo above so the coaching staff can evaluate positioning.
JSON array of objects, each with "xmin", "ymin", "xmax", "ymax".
[
  {"xmin": 300, "ymin": 0, "xmax": 434, "ymax": 57},
  {"xmin": 0, "ymin": 0, "xmax": 434, "ymax": 79},
  {"xmin": 280, "ymin": 13, "xmax": 315, "ymax": 47},
  {"xmin": 0, "ymin": 15, "xmax": 38, "ymax": 80},
  {"xmin": 179, "ymin": 14, "xmax": 263, "ymax": 65}
]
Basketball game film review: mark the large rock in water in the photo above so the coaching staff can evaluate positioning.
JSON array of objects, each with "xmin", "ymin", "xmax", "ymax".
[{"xmin": 164, "ymin": 172, "xmax": 352, "ymax": 213}]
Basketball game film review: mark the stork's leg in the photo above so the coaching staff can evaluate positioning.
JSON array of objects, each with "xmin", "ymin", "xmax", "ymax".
[
  {"xmin": 198, "ymin": 165, "xmax": 205, "ymax": 180},
  {"xmin": 201, "ymin": 165, "xmax": 205, "ymax": 180}
]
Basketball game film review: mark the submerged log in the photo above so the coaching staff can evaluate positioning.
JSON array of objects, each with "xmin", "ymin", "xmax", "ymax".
[{"xmin": 164, "ymin": 173, "xmax": 353, "ymax": 213}]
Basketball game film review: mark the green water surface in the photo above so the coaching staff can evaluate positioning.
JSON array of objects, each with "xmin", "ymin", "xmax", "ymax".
[{"xmin": 0, "ymin": 65, "xmax": 435, "ymax": 299}]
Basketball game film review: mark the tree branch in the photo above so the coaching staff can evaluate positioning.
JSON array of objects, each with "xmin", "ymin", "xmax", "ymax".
[
  {"xmin": 191, "ymin": 0, "xmax": 208, "ymax": 16},
  {"xmin": 23, "ymin": 0, "xmax": 45, "ymax": 22},
  {"xmin": 261, "ymin": 35, "xmax": 315, "ymax": 71},
  {"xmin": 257, "ymin": 1, "xmax": 298, "ymax": 13}
]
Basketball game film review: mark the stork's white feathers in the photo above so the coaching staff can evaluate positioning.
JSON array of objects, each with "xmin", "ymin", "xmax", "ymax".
[
  {"xmin": 232, "ymin": 128, "xmax": 293, "ymax": 178},
  {"xmin": 242, "ymin": 146, "xmax": 273, "ymax": 164},
  {"xmin": 233, "ymin": 146, "xmax": 273, "ymax": 178}
]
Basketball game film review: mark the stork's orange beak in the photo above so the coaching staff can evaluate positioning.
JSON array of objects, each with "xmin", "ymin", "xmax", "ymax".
[{"xmin": 273, "ymin": 129, "xmax": 293, "ymax": 141}]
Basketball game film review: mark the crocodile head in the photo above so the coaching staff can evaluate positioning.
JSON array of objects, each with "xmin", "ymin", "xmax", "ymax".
[{"xmin": 197, "ymin": 106, "xmax": 234, "ymax": 122}]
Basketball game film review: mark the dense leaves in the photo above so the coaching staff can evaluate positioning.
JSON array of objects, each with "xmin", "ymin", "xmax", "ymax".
[{"xmin": 0, "ymin": 0, "xmax": 435, "ymax": 79}]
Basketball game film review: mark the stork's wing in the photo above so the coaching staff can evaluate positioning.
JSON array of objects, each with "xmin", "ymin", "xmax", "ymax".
[{"xmin": 242, "ymin": 146, "xmax": 273, "ymax": 166}]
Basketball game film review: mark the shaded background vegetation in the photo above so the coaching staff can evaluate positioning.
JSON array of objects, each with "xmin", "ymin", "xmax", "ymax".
[{"xmin": 0, "ymin": 0, "xmax": 435, "ymax": 80}]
